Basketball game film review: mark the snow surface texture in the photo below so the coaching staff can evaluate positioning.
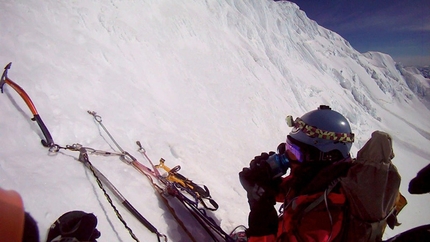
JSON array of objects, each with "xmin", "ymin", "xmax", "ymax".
[{"xmin": 1, "ymin": 0, "xmax": 429, "ymax": 241}]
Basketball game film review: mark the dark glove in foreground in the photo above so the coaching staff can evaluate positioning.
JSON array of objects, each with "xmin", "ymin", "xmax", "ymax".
[
  {"xmin": 247, "ymin": 198, "xmax": 278, "ymax": 237},
  {"xmin": 46, "ymin": 211, "xmax": 101, "ymax": 242},
  {"xmin": 408, "ymin": 163, "xmax": 430, "ymax": 194},
  {"xmin": 239, "ymin": 152, "xmax": 282, "ymax": 237}
]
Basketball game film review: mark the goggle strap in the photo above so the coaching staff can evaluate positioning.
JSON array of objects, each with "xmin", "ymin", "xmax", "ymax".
[{"xmin": 293, "ymin": 118, "xmax": 354, "ymax": 143}]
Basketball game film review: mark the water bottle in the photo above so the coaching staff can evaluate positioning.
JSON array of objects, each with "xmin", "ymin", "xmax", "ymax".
[{"xmin": 266, "ymin": 153, "xmax": 290, "ymax": 179}]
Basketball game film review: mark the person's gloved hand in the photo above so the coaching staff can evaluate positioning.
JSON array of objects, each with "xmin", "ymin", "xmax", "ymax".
[
  {"xmin": 239, "ymin": 152, "xmax": 281, "ymax": 237},
  {"xmin": 240, "ymin": 152, "xmax": 277, "ymax": 204},
  {"xmin": 240, "ymin": 151, "xmax": 284, "ymax": 204},
  {"xmin": 408, "ymin": 163, "xmax": 430, "ymax": 194},
  {"xmin": 246, "ymin": 199, "xmax": 278, "ymax": 237},
  {"xmin": 46, "ymin": 211, "xmax": 101, "ymax": 242},
  {"xmin": 250, "ymin": 152, "xmax": 275, "ymax": 171}
]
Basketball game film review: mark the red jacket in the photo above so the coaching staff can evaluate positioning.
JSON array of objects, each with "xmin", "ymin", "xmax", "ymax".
[{"xmin": 249, "ymin": 177, "xmax": 347, "ymax": 242}]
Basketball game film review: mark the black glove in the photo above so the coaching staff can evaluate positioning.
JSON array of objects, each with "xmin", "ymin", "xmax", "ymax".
[
  {"xmin": 247, "ymin": 199, "xmax": 278, "ymax": 237},
  {"xmin": 239, "ymin": 152, "xmax": 282, "ymax": 237},
  {"xmin": 408, "ymin": 163, "xmax": 430, "ymax": 194},
  {"xmin": 239, "ymin": 152, "xmax": 279, "ymax": 206},
  {"xmin": 250, "ymin": 152, "xmax": 275, "ymax": 171},
  {"xmin": 46, "ymin": 211, "xmax": 101, "ymax": 242}
]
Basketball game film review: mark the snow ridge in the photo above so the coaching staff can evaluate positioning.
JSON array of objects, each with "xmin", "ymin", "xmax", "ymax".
[{"xmin": 1, "ymin": 0, "xmax": 429, "ymax": 241}]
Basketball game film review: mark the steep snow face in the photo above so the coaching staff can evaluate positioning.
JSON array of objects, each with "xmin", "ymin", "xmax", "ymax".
[
  {"xmin": 1, "ymin": 0, "xmax": 430, "ymax": 241},
  {"xmin": 417, "ymin": 66, "xmax": 430, "ymax": 78},
  {"xmin": 396, "ymin": 64, "xmax": 430, "ymax": 108}
]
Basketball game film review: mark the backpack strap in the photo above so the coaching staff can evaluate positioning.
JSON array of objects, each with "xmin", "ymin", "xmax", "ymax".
[
  {"xmin": 291, "ymin": 179, "xmax": 340, "ymax": 241},
  {"xmin": 368, "ymin": 206, "xmax": 396, "ymax": 241},
  {"xmin": 301, "ymin": 179, "xmax": 340, "ymax": 215}
]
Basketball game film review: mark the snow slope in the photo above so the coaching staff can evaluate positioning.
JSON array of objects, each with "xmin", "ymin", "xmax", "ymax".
[{"xmin": 1, "ymin": 0, "xmax": 429, "ymax": 241}]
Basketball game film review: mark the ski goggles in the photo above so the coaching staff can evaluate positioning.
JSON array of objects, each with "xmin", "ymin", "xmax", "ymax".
[{"xmin": 285, "ymin": 136, "xmax": 305, "ymax": 162}]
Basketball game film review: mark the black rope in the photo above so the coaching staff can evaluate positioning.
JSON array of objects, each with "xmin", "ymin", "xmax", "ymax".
[
  {"xmin": 87, "ymin": 111, "xmax": 230, "ymax": 241},
  {"xmin": 55, "ymin": 144, "xmax": 167, "ymax": 241},
  {"xmin": 79, "ymin": 150, "xmax": 140, "ymax": 242}
]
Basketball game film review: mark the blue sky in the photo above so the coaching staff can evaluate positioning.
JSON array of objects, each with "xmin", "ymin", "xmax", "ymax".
[{"xmin": 288, "ymin": 0, "xmax": 430, "ymax": 66}]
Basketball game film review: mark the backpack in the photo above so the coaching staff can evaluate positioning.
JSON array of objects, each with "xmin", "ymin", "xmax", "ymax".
[
  {"xmin": 297, "ymin": 130, "xmax": 404, "ymax": 242},
  {"xmin": 336, "ymin": 130, "xmax": 403, "ymax": 242}
]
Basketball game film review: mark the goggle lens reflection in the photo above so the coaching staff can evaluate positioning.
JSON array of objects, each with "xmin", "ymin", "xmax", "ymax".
[{"xmin": 285, "ymin": 139, "xmax": 304, "ymax": 162}]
